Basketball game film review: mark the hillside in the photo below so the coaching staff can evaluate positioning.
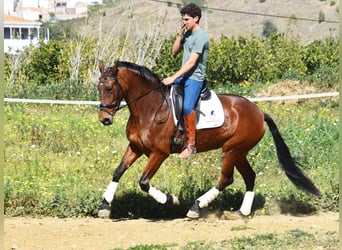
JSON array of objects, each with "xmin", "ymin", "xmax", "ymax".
[{"xmin": 73, "ymin": 0, "xmax": 339, "ymax": 44}]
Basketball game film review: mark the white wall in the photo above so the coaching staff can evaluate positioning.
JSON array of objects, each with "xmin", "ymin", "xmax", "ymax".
[
  {"xmin": 22, "ymin": 0, "xmax": 49, "ymax": 9},
  {"xmin": 4, "ymin": 0, "xmax": 15, "ymax": 15}
]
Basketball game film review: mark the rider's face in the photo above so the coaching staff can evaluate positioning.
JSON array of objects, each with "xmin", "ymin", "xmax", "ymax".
[{"xmin": 181, "ymin": 14, "xmax": 198, "ymax": 30}]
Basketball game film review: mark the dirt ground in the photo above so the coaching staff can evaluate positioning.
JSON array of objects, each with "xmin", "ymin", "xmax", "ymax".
[{"xmin": 4, "ymin": 212, "xmax": 339, "ymax": 250}]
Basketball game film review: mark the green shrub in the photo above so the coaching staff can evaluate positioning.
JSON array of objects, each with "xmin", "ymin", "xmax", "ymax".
[
  {"xmin": 205, "ymin": 33, "xmax": 307, "ymax": 87},
  {"xmin": 303, "ymin": 37, "xmax": 339, "ymax": 89},
  {"xmin": 4, "ymin": 33, "xmax": 339, "ymax": 99},
  {"xmin": 152, "ymin": 36, "xmax": 182, "ymax": 79},
  {"xmin": 304, "ymin": 38, "xmax": 339, "ymax": 73},
  {"xmin": 23, "ymin": 40, "xmax": 70, "ymax": 85}
]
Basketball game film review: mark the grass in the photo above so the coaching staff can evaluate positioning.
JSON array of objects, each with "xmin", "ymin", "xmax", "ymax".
[
  {"xmin": 109, "ymin": 230, "xmax": 338, "ymax": 249},
  {"xmin": 4, "ymin": 97, "xmax": 339, "ymax": 218}
]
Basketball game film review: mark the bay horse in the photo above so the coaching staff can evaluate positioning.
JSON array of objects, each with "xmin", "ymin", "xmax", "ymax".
[{"xmin": 97, "ymin": 60, "xmax": 320, "ymax": 219}]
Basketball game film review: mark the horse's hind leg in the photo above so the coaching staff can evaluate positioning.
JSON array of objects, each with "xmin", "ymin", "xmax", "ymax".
[
  {"xmin": 235, "ymin": 157, "xmax": 256, "ymax": 216},
  {"xmin": 186, "ymin": 150, "xmax": 236, "ymax": 219}
]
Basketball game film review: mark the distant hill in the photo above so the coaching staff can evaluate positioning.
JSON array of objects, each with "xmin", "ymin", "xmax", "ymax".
[{"xmin": 68, "ymin": 0, "xmax": 339, "ymax": 44}]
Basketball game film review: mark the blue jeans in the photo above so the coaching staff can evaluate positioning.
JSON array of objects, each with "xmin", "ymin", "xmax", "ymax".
[{"xmin": 174, "ymin": 77, "xmax": 203, "ymax": 116}]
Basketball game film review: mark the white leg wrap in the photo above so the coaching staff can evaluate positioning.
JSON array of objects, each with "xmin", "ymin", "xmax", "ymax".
[
  {"xmin": 103, "ymin": 181, "xmax": 118, "ymax": 204},
  {"xmin": 197, "ymin": 187, "xmax": 220, "ymax": 208},
  {"xmin": 148, "ymin": 186, "xmax": 167, "ymax": 204},
  {"xmin": 240, "ymin": 191, "xmax": 255, "ymax": 216}
]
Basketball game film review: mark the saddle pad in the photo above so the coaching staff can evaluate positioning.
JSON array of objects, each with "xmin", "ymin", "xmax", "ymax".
[{"xmin": 171, "ymin": 88, "xmax": 224, "ymax": 130}]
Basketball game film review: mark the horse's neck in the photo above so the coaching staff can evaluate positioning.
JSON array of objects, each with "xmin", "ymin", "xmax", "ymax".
[
  {"xmin": 117, "ymin": 67, "xmax": 170, "ymax": 122},
  {"xmin": 125, "ymin": 82, "xmax": 158, "ymax": 103},
  {"xmin": 124, "ymin": 78, "xmax": 166, "ymax": 118}
]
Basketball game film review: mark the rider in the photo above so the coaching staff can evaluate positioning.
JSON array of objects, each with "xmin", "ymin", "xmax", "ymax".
[{"xmin": 162, "ymin": 2, "xmax": 209, "ymax": 159}]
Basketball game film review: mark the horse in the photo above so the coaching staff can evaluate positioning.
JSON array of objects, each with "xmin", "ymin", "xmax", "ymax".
[{"xmin": 96, "ymin": 60, "xmax": 321, "ymax": 219}]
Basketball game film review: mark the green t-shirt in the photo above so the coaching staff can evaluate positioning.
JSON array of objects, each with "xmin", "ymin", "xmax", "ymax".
[{"xmin": 181, "ymin": 28, "xmax": 209, "ymax": 81}]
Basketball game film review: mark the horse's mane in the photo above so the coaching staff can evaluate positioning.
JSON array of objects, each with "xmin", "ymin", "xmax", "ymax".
[{"xmin": 116, "ymin": 61, "xmax": 161, "ymax": 85}]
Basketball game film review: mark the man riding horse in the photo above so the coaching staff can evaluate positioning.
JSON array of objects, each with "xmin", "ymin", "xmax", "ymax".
[{"xmin": 162, "ymin": 3, "xmax": 209, "ymax": 159}]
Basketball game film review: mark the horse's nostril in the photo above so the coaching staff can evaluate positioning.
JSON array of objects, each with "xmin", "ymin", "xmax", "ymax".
[{"xmin": 101, "ymin": 118, "xmax": 112, "ymax": 126}]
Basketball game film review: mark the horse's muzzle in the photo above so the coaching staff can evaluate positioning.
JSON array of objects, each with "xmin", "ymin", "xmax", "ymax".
[
  {"xmin": 101, "ymin": 118, "xmax": 113, "ymax": 126},
  {"xmin": 101, "ymin": 117, "xmax": 113, "ymax": 126},
  {"xmin": 99, "ymin": 111, "xmax": 114, "ymax": 126}
]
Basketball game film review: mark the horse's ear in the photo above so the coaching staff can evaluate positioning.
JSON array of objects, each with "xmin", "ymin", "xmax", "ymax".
[{"xmin": 99, "ymin": 60, "xmax": 104, "ymax": 74}]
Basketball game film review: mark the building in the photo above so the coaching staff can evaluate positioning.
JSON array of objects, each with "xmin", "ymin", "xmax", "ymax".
[
  {"xmin": 4, "ymin": 0, "xmax": 51, "ymax": 21},
  {"xmin": 4, "ymin": 0, "xmax": 104, "ymax": 21},
  {"xmin": 3, "ymin": 0, "xmax": 103, "ymax": 53},
  {"xmin": 53, "ymin": 0, "xmax": 103, "ymax": 19},
  {"xmin": 4, "ymin": 15, "xmax": 49, "ymax": 54}
]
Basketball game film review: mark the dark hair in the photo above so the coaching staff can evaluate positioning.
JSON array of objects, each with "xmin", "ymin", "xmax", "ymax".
[{"xmin": 180, "ymin": 3, "xmax": 202, "ymax": 22}]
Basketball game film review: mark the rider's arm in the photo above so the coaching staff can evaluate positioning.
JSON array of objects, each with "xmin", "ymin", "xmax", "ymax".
[
  {"xmin": 173, "ymin": 52, "xmax": 199, "ymax": 78},
  {"xmin": 171, "ymin": 35, "xmax": 183, "ymax": 56},
  {"xmin": 171, "ymin": 24, "xmax": 187, "ymax": 56}
]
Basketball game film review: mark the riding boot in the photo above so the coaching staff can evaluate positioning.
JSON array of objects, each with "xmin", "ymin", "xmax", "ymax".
[{"xmin": 179, "ymin": 110, "xmax": 196, "ymax": 159}]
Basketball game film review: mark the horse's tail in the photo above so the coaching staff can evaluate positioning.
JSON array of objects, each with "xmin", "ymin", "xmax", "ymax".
[{"xmin": 263, "ymin": 113, "xmax": 321, "ymax": 197}]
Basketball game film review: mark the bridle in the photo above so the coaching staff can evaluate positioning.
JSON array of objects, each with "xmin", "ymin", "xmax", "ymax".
[
  {"xmin": 98, "ymin": 75, "xmax": 124, "ymax": 116},
  {"xmin": 98, "ymin": 72, "xmax": 165, "ymax": 117}
]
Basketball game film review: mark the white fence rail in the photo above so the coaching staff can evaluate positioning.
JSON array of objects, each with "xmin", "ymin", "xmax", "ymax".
[
  {"xmin": 248, "ymin": 92, "xmax": 339, "ymax": 102},
  {"xmin": 4, "ymin": 92, "xmax": 339, "ymax": 105}
]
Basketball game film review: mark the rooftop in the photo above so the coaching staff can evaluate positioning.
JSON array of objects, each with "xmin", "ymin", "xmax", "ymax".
[{"xmin": 4, "ymin": 15, "xmax": 42, "ymax": 24}]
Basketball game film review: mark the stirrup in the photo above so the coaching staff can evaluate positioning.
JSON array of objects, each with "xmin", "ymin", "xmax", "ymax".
[{"xmin": 179, "ymin": 145, "xmax": 196, "ymax": 159}]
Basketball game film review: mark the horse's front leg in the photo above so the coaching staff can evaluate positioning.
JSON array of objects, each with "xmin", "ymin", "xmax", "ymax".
[
  {"xmin": 139, "ymin": 153, "xmax": 179, "ymax": 206},
  {"xmin": 98, "ymin": 145, "xmax": 141, "ymax": 218}
]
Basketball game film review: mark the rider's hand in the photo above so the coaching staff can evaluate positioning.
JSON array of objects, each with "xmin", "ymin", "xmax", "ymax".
[
  {"xmin": 162, "ymin": 76, "xmax": 176, "ymax": 86},
  {"xmin": 179, "ymin": 23, "xmax": 186, "ymax": 36}
]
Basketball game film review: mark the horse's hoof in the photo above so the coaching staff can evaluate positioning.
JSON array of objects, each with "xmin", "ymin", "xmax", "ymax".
[
  {"xmin": 167, "ymin": 194, "xmax": 180, "ymax": 206},
  {"xmin": 98, "ymin": 199, "xmax": 111, "ymax": 218},
  {"xmin": 186, "ymin": 201, "xmax": 200, "ymax": 219},
  {"xmin": 186, "ymin": 209, "xmax": 200, "ymax": 219},
  {"xmin": 98, "ymin": 209, "xmax": 110, "ymax": 218}
]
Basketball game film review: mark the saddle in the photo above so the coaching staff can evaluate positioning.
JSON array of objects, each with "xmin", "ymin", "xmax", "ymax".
[
  {"xmin": 171, "ymin": 80, "xmax": 224, "ymax": 130},
  {"xmin": 171, "ymin": 80, "xmax": 210, "ymax": 125}
]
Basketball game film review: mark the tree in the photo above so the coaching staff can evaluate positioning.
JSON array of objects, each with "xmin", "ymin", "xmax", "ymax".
[
  {"xmin": 318, "ymin": 10, "xmax": 325, "ymax": 23},
  {"xmin": 262, "ymin": 20, "xmax": 278, "ymax": 37}
]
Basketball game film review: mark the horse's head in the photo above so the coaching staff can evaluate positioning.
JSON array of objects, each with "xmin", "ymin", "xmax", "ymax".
[{"xmin": 97, "ymin": 61, "xmax": 124, "ymax": 126}]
